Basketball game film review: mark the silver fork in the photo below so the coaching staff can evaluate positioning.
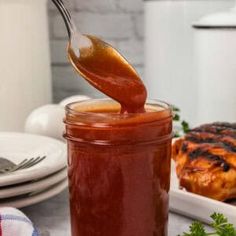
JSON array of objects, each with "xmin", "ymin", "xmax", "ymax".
[{"xmin": 0, "ymin": 156, "xmax": 46, "ymax": 174}]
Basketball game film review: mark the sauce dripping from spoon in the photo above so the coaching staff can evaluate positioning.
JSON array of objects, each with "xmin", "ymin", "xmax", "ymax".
[
  {"xmin": 68, "ymin": 35, "xmax": 147, "ymax": 113},
  {"xmin": 51, "ymin": 0, "xmax": 147, "ymax": 113}
]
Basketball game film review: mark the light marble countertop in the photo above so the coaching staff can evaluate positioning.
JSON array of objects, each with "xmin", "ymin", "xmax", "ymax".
[{"xmin": 22, "ymin": 189, "xmax": 199, "ymax": 236}]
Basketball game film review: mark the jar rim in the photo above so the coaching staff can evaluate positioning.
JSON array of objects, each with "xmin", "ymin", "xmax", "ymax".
[
  {"xmin": 65, "ymin": 98, "xmax": 173, "ymax": 145},
  {"xmin": 66, "ymin": 98, "xmax": 171, "ymax": 115},
  {"xmin": 65, "ymin": 98, "xmax": 172, "ymax": 128}
]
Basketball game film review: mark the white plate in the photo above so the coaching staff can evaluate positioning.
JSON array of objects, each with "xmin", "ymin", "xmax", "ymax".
[
  {"xmin": 0, "ymin": 132, "xmax": 67, "ymax": 187},
  {"xmin": 170, "ymin": 161, "xmax": 236, "ymax": 225},
  {"xmin": 0, "ymin": 179, "xmax": 68, "ymax": 208},
  {"xmin": 0, "ymin": 168, "xmax": 67, "ymax": 199}
]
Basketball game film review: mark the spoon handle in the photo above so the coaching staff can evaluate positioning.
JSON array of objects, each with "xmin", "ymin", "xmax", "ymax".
[
  {"xmin": 51, "ymin": 0, "xmax": 74, "ymax": 38},
  {"xmin": 51, "ymin": 0, "xmax": 92, "ymax": 53}
]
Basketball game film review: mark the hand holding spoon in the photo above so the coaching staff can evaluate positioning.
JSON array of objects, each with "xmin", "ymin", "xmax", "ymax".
[{"xmin": 51, "ymin": 0, "xmax": 147, "ymax": 113}]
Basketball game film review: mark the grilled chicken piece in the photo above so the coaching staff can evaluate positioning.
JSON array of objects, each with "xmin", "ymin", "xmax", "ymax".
[{"xmin": 172, "ymin": 122, "xmax": 236, "ymax": 201}]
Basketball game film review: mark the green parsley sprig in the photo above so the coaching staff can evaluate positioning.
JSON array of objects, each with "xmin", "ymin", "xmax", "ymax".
[
  {"xmin": 179, "ymin": 213, "xmax": 236, "ymax": 236},
  {"xmin": 172, "ymin": 105, "xmax": 190, "ymax": 137}
]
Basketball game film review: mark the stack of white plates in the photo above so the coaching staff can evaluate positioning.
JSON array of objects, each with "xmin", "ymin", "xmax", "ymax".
[{"xmin": 0, "ymin": 133, "xmax": 68, "ymax": 208}]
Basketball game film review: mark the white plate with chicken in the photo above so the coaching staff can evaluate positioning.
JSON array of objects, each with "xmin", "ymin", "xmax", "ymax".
[{"xmin": 170, "ymin": 122, "xmax": 236, "ymax": 224}]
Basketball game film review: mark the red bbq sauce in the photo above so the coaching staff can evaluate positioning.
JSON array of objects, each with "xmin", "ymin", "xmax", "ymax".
[
  {"xmin": 65, "ymin": 35, "xmax": 172, "ymax": 236},
  {"xmin": 68, "ymin": 35, "xmax": 147, "ymax": 113}
]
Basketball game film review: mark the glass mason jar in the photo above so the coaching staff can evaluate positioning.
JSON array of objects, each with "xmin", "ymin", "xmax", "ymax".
[{"xmin": 64, "ymin": 99, "xmax": 172, "ymax": 236}]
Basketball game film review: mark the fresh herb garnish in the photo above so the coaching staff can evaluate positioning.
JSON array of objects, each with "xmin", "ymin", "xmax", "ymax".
[
  {"xmin": 172, "ymin": 105, "xmax": 190, "ymax": 137},
  {"xmin": 179, "ymin": 213, "xmax": 236, "ymax": 236},
  {"xmin": 181, "ymin": 120, "xmax": 190, "ymax": 134},
  {"xmin": 174, "ymin": 113, "xmax": 180, "ymax": 122},
  {"xmin": 172, "ymin": 106, "xmax": 180, "ymax": 113}
]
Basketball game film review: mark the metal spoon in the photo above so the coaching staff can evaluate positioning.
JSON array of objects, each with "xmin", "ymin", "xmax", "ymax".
[{"xmin": 51, "ymin": 0, "xmax": 147, "ymax": 112}]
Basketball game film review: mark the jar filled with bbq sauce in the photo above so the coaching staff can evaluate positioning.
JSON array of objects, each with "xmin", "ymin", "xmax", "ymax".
[{"xmin": 64, "ymin": 98, "xmax": 172, "ymax": 236}]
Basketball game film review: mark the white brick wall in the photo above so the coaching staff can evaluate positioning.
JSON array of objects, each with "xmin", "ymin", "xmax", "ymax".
[
  {"xmin": 75, "ymin": 0, "xmax": 117, "ymax": 13},
  {"xmin": 48, "ymin": 0, "xmax": 144, "ymax": 102}
]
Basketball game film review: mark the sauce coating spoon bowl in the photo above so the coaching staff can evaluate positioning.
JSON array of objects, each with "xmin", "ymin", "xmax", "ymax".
[{"xmin": 51, "ymin": 0, "xmax": 147, "ymax": 113}]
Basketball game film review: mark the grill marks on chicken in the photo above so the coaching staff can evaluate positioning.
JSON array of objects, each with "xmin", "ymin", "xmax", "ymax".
[
  {"xmin": 192, "ymin": 122, "xmax": 236, "ymax": 138},
  {"xmin": 172, "ymin": 122, "xmax": 236, "ymax": 201},
  {"xmin": 188, "ymin": 147, "xmax": 230, "ymax": 172}
]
